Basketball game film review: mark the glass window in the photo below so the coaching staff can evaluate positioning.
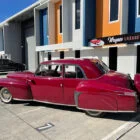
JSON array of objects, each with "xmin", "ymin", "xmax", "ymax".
[
  {"xmin": 91, "ymin": 59, "xmax": 110, "ymax": 74},
  {"xmin": 138, "ymin": 0, "xmax": 140, "ymax": 15},
  {"xmin": 60, "ymin": 5, "xmax": 62, "ymax": 33},
  {"xmin": 35, "ymin": 64, "xmax": 62, "ymax": 77},
  {"xmin": 110, "ymin": 0, "xmax": 119, "ymax": 22},
  {"xmin": 75, "ymin": 0, "xmax": 81, "ymax": 29},
  {"xmin": 64, "ymin": 65, "xmax": 84, "ymax": 78}
]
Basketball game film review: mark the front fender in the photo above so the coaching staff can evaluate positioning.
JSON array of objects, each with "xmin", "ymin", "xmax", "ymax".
[{"xmin": 0, "ymin": 78, "xmax": 33, "ymax": 100}]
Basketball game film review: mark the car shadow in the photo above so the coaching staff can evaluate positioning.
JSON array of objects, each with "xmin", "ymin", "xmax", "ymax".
[
  {"xmin": 11, "ymin": 100, "xmax": 140, "ymax": 122},
  {"xmin": 12, "ymin": 100, "xmax": 81, "ymax": 113}
]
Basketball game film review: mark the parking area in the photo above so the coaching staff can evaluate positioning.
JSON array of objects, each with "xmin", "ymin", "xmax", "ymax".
[
  {"xmin": 0, "ymin": 100, "xmax": 140, "ymax": 140},
  {"xmin": 0, "ymin": 74, "xmax": 140, "ymax": 140}
]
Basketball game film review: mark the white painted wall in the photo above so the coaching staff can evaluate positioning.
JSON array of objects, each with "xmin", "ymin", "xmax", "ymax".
[
  {"xmin": 81, "ymin": 48, "xmax": 109, "ymax": 66},
  {"xmin": 3, "ymin": 22, "xmax": 22, "ymax": 63},
  {"xmin": 72, "ymin": 0, "xmax": 83, "ymax": 46},
  {"xmin": 93, "ymin": 48, "xmax": 109, "ymax": 66},
  {"xmin": 117, "ymin": 45, "xmax": 137, "ymax": 79},
  {"xmin": 52, "ymin": 51, "xmax": 60, "ymax": 60},
  {"xmin": 81, "ymin": 49, "xmax": 94, "ymax": 58},
  {"xmin": 65, "ymin": 51, "xmax": 75, "ymax": 59}
]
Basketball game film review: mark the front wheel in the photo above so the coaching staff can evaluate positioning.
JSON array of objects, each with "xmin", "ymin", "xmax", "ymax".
[
  {"xmin": 85, "ymin": 110, "xmax": 105, "ymax": 117},
  {"xmin": 0, "ymin": 88, "xmax": 12, "ymax": 103}
]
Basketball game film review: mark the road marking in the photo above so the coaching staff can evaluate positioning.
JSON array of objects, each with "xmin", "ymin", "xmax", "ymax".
[
  {"xmin": 102, "ymin": 114, "xmax": 140, "ymax": 140},
  {"xmin": 36, "ymin": 123, "xmax": 55, "ymax": 132},
  {"xmin": 17, "ymin": 107, "xmax": 44, "ymax": 115}
]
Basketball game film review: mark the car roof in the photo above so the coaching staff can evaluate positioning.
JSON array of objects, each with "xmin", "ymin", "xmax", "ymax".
[{"xmin": 41, "ymin": 58, "xmax": 99, "ymax": 65}]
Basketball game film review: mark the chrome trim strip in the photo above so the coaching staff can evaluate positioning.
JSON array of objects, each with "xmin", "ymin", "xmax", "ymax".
[
  {"xmin": 74, "ymin": 91, "xmax": 82, "ymax": 106},
  {"xmin": 77, "ymin": 107, "xmax": 136, "ymax": 113},
  {"xmin": 13, "ymin": 98, "xmax": 136, "ymax": 113},
  {"xmin": 13, "ymin": 98, "xmax": 33, "ymax": 101},
  {"xmin": 33, "ymin": 100, "xmax": 76, "ymax": 107}
]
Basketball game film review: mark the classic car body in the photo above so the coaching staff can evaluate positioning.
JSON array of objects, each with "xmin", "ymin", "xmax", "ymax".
[{"xmin": 0, "ymin": 58, "xmax": 139, "ymax": 117}]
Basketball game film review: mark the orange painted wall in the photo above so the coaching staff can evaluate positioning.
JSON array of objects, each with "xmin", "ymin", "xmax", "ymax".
[
  {"xmin": 55, "ymin": 0, "xmax": 63, "ymax": 44},
  {"xmin": 96, "ymin": 0, "xmax": 121, "ymax": 38},
  {"xmin": 96, "ymin": 0, "xmax": 103, "ymax": 38}
]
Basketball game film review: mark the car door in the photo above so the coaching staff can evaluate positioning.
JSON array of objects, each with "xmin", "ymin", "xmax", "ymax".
[
  {"xmin": 63, "ymin": 64, "xmax": 86, "ymax": 105},
  {"xmin": 29, "ymin": 64, "xmax": 64, "ymax": 104}
]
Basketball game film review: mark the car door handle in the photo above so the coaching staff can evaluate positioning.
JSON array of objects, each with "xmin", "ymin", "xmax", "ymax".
[
  {"xmin": 60, "ymin": 84, "xmax": 63, "ymax": 87},
  {"xmin": 27, "ymin": 79, "xmax": 35, "ymax": 84}
]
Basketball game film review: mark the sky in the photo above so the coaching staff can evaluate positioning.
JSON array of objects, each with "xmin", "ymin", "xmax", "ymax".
[{"xmin": 0, "ymin": 0, "xmax": 38, "ymax": 22}]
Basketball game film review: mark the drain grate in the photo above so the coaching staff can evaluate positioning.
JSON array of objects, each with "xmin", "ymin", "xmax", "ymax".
[{"xmin": 36, "ymin": 123, "xmax": 54, "ymax": 132}]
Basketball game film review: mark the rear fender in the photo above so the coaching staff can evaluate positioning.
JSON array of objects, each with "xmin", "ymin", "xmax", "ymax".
[
  {"xmin": 75, "ymin": 81, "xmax": 137, "ymax": 112},
  {"xmin": 134, "ymin": 74, "xmax": 140, "ymax": 94}
]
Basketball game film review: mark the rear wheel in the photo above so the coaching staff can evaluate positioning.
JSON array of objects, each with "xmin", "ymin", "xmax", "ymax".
[
  {"xmin": 0, "ymin": 88, "xmax": 12, "ymax": 103},
  {"xmin": 85, "ymin": 110, "xmax": 105, "ymax": 117}
]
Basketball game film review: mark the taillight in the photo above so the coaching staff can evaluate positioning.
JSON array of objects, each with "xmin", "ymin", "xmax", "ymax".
[
  {"xmin": 118, "ymin": 92, "xmax": 137, "ymax": 97},
  {"xmin": 124, "ymin": 92, "xmax": 136, "ymax": 97}
]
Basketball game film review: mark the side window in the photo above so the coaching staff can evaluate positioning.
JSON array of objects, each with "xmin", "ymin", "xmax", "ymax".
[
  {"xmin": 109, "ymin": 0, "xmax": 119, "ymax": 22},
  {"xmin": 36, "ymin": 64, "xmax": 62, "ymax": 77},
  {"xmin": 64, "ymin": 65, "xmax": 84, "ymax": 79},
  {"xmin": 0, "ymin": 60, "xmax": 2, "ymax": 65},
  {"xmin": 3, "ymin": 60, "xmax": 8, "ymax": 65}
]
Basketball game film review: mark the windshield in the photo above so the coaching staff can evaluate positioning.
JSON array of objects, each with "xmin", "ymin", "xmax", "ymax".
[{"xmin": 91, "ymin": 59, "xmax": 110, "ymax": 74}]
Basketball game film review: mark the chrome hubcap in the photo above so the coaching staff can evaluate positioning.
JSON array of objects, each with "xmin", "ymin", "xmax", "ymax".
[{"xmin": 1, "ymin": 89, "xmax": 11, "ymax": 101}]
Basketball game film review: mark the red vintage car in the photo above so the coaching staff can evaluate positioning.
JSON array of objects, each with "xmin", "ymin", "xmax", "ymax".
[{"xmin": 0, "ymin": 58, "xmax": 140, "ymax": 117}]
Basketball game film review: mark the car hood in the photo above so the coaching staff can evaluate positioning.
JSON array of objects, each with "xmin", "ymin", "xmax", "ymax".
[
  {"xmin": 7, "ymin": 71, "xmax": 34, "ymax": 81},
  {"xmin": 96, "ymin": 71, "xmax": 132, "ymax": 89}
]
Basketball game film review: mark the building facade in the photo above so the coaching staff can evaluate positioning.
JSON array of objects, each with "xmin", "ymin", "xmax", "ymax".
[{"xmin": 0, "ymin": 0, "xmax": 140, "ymax": 78}]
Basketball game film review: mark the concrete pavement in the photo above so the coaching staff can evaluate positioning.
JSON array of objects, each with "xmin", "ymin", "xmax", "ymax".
[
  {"xmin": 0, "ymin": 100, "xmax": 140, "ymax": 140},
  {"xmin": 0, "ymin": 74, "xmax": 140, "ymax": 140}
]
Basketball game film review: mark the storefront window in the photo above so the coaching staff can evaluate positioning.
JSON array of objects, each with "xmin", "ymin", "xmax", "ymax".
[
  {"xmin": 109, "ymin": 0, "xmax": 119, "ymax": 22},
  {"xmin": 75, "ymin": 0, "xmax": 80, "ymax": 29}
]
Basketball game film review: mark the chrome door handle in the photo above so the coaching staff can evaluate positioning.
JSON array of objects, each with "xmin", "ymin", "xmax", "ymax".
[
  {"xmin": 27, "ymin": 79, "xmax": 35, "ymax": 84},
  {"xmin": 60, "ymin": 84, "xmax": 63, "ymax": 87}
]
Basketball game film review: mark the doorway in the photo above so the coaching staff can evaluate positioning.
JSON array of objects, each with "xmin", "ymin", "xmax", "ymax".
[{"xmin": 109, "ymin": 47, "xmax": 118, "ymax": 71}]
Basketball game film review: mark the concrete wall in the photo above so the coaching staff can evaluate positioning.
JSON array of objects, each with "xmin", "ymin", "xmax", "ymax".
[
  {"xmin": 48, "ymin": 2, "xmax": 55, "ymax": 44},
  {"xmin": 34, "ymin": 8, "xmax": 41, "ymax": 46},
  {"xmin": 24, "ymin": 26, "xmax": 36, "ymax": 71},
  {"xmin": 72, "ymin": 0, "xmax": 83, "ymax": 45},
  {"xmin": 121, "ymin": 0, "xmax": 129, "ymax": 34},
  {"xmin": 3, "ymin": 22, "xmax": 22, "ymax": 63},
  {"xmin": 63, "ymin": 0, "xmax": 72, "ymax": 43},
  {"xmin": 117, "ymin": 45, "xmax": 137, "ymax": 79},
  {"xmin": 0, "ymin": 28, "xmax": 4, "ymax": 52}
]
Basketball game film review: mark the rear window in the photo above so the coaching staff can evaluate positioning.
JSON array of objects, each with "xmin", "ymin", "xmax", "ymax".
[{"xmin": 91, "ymin": 59, "xmax": 110, "ymax": 74}]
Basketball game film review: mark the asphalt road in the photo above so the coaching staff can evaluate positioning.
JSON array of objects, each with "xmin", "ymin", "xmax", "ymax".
[{"xmin": 0, "ymin": 74, "xmax": 140, "ymax": 140}]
